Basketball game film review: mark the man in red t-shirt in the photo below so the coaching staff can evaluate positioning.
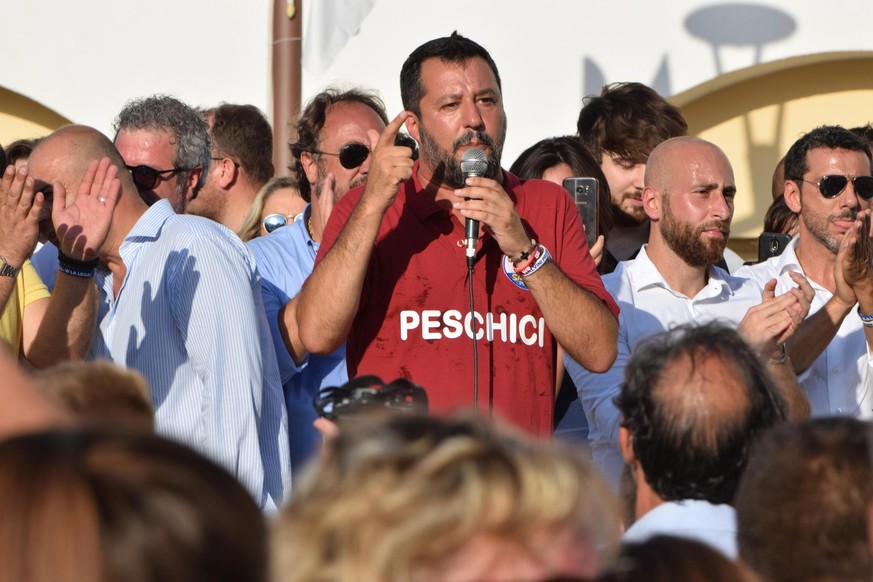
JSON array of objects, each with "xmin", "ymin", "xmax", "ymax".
[{"xmin": 297, "ymin": 32, "xmax": 619, "ymax": 436}]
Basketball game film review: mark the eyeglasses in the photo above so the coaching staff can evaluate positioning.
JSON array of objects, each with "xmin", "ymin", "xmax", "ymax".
[
  {"xmin": 309, "ymin": 143, "xmax": 370, "ymax": 169},
  {"xmin": 801, "ymin": 175, "xmax": 873, "ymax": 200},
  {"xmin": 262, "ymin": 213, "xmax": 297, "ymax": 233},
  {"xmin": 126, "ymin": 165, "xmax": 192, "ymax": 190}
]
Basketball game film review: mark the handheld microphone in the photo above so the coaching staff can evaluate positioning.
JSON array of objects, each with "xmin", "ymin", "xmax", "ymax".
[{"xmin": 460, "ymin": 148, "xmax": 489, "ymax": 270}]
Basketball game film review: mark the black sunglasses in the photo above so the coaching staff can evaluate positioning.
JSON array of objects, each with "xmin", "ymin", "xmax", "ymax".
[
  {"xmin": 126, "ymin": 165, "xmax": 191, "ymax": 190},
  {"xmin": 801, "ymin": 175, "xmax": 873, "ymax": 200},
  {"xmin": 262, "ymin": 213, "xmax": 297, "ymax": 234},
  {"xmin": 309, "ymin": 143, "xmax": 370, "ymax": 170}
]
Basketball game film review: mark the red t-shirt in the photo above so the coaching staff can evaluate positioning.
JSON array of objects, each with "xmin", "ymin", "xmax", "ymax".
[{"xmin": 317, "ymin": 165, "xmax": 618, "ymax": 436}]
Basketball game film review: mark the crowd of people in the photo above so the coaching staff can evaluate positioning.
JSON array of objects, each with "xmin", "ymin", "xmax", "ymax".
[{"xmin": 1, "ymin": 30, "xmax": 872, "ymax": 581}]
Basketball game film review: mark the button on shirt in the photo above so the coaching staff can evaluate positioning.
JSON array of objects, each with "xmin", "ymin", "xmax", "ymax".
[
  {"xmin": 564, "ymin": 246, "xmax": 764, "ymax": 487},
  {"xmin": 737, "ymin": 237, "xmax": 873, "ymax": 418},
  {"xmin": 248, "ymin": 207, "xmax": 348, "ymax": 472},
  {"xmin": 91, "ymin": 200, "xmax": 290, "ymax": 511}
]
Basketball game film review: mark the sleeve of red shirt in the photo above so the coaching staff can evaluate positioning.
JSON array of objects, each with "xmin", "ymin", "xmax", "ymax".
[{"xmin": 521, "ymin": 178, "xmax": 620, "ymax": 321}]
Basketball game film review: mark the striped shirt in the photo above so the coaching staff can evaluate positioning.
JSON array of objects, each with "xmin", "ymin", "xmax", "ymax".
[{"xmin": 91, "ymin": 200, "xmax": 290, "ymax": 510}]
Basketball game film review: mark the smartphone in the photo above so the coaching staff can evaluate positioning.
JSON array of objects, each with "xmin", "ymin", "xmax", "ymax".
[
  {"xmin": 562, "ymin": 177, "xmax": 599, "ymax": 249},
  {"xmin": 757, "ymin": 232, "xmax": 792, "ymax": 262}
]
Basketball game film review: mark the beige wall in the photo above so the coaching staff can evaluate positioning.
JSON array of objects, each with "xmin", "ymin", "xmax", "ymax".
[
  {"xmin": 0, "ymin": 86, "xmax": 70, "ymax": 147},
  {"xmin": 675, "ymin": 52, "xmax": 873, "ymax": 258}
]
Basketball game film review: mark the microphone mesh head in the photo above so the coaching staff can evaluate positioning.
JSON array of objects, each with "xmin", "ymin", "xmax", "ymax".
[{"xmin": 460, "ymin": 148, "xmax": 489, "ymax": 177}]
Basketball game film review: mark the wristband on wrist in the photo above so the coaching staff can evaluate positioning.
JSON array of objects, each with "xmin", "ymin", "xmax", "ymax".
[
  {"xmin": 857, "ymin": 305, "xmax": 873, "ymax": 328},
  {"xmin": 769, "ymin": 342, "xmax": 788, "ymax": 364},
  {"xmin": 57, "ymin": 251, "xmax": 99, "ymax": 279},
  {"xmin": 517, "ymin": 245, "xmax": 552, "ymax": 278},
  {"xmin": 510, "ymin": 239, "xmax": 538, "ymax": 267}
]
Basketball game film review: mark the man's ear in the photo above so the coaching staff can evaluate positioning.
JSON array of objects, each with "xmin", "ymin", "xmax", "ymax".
[
  {"xmin": 784, "ymin": 179, "xmax": 802, "ymax": 213},
  {"xmin": 185, "ymin": 167, "xmax": 203, "ymax": 201},
  {"xmin": 643, "ymin": 186, "xmax": 661, "ymax": 221},
  {"xmin": 300, "ymin": 151, "xmax": 318, "ymax": 189},
  {"xmin": 619, "ymin": 425, "xmax": 637, "ymax": 464},
  {"xmin": 215, "ymin": 158, "xmax": 237, "ymax": 189},
  {"xmin": 404, "ymin": 112, "xmax": 421, "ymax": 144}
]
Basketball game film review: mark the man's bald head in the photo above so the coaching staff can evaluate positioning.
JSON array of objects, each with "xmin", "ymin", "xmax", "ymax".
[
  {"xmin": 616, "ymin": 322, "xmax": 787, "ymax": 504},
  {"xmin": 31, "ymin": 125, "xmax": 130, "ymax": 187},
  {"xmin": 645, "ymin": 136, "xmax": 730, "ymax": 193}
]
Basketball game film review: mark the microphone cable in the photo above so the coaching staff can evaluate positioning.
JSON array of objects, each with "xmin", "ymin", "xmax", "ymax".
[{"xmin": 467, "ymin": 262, "xmax": 479, "ymax": 415}]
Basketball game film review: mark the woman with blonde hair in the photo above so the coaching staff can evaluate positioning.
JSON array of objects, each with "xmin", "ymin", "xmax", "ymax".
[{"xmin": 237, "ymin": 176, "xmax": 307, "ymax": 242}]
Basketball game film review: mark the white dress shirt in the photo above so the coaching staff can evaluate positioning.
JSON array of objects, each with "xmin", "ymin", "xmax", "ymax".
[
  {"xmin": 565, "ymin": 246, "xmax": 764, "ymax": 487},
  {"xmin": 736, "ymin": 237, "xmax": 873, "ymax": 418}
]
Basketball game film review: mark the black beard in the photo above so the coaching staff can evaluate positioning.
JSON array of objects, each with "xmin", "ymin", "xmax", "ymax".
[{"xmin": 419, "ymin": 128, "xmax": 503, "ymax": 189}]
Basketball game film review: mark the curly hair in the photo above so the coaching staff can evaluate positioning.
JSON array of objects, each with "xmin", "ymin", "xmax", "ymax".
[
  {"xmin": 615, "ymin": 322, "xmax": 787, "ymax": 504},
  {"xmin": 113, "ymin": 94, "xmax": 212, "ymax": 195},
  {"xmin": 290, "ymin": 88, "xmax": 388, "ymax": 202},
  {"xmin": 577, "ymin": 82, "xmax": 687, "ymax": 165},
  {"xmin": 273, "ymin": 413, "xmax": 619, "ymax": 582}
]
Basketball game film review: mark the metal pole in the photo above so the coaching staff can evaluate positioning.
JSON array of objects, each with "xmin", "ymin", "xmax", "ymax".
[{"xmin": 271, "ymin": 0, "xmax": 302, "ymax": 177}]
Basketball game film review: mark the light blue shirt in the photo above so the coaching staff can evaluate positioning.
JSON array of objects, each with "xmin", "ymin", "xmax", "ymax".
[
  {"xmin": 31, "ymin": 241, "xmax": 58, "ymax": 292},
  {"xmin": 247, "ymin": 206, "xmax": 348, "ymax": 472},
  {"xmin": 91, "ymin": 200, "xmax": 290, "ymax": 510},
  {"xmin": 565, "ymin": 246, "xmax": 764, "ymax": 488},
  {"xmin": 623, "ymin": 499, "xmax": 738, "ymax": 559}
]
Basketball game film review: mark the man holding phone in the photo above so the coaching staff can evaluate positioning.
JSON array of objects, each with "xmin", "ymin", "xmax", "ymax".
[{"xmin": 737, "ymin": 125, "xmax": 873, "ymax": 420}]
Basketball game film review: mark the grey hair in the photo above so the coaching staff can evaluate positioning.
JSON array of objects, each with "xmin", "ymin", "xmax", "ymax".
[{"xmin": 113, "ymin": 94, "xmax": 212, "ymax": 193}]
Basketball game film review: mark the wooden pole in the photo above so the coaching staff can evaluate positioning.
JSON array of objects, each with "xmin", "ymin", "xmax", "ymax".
[{"xmin": 271, "ymin": 0, "xmax": 302, "ymax": 177}]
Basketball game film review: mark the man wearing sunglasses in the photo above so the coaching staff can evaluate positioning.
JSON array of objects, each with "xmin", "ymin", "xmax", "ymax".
[
  {"xmin": 738, "ymin": 125, "xmax": 873, "ymax": 420},
  {"xmin": 27, "ymin": 125, "xmax": 290, "ymax": 511},
  {"xmin": 296, "ymin": 33, "xmax": 620, "ymax": 439},
  {"xmin": 113, "ymin": 95, "xmax": 211, "ymax": 215},
  {"xmin": 248, "ymin": 88, "xmax": 389, "ymax": 472}
]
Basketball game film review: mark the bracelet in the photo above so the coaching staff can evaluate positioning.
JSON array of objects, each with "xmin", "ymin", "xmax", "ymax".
[
  {"xmin": 57, "ymin": 251, "xmax": 99, "ymax": 279},
  {"xmin": 517, "ymin": 245, "xmax": 552, "ymax": 278},
  {"xmin": 857, "ymin": 305, "xmax": 873, "ymax": 328},
  {"xmin": 768, "ymin": 342, "xmax": 788, "ymax": 364},
  {"xmin": 510, "ymin": 239, "xmax": 538, "ymax": 266}
]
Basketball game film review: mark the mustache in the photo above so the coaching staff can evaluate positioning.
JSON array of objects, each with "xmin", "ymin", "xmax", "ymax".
[
  {"xmin": 832, "ymin": 211, "xmax": 858, "ymax": 221},
  {"xmin": 452, "ymin": 131, "xmax": 497, "ymax": 153},
  {"xmin": 699, "ymin": 220, "xmax": 730, "ymax": 234}
]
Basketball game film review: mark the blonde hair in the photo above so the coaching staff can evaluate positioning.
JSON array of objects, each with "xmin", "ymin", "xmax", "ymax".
[
  {"xmin": 237, "ymin": 176, "xmax": 299, "ymax": 242},
  {"xmin": 273, "ymin": 413, "xmax": 619, "ymax": 582}
]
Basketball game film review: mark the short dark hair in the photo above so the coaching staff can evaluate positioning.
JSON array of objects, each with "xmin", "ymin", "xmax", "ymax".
[
  {"xmin": 289, "ymin": 88, "xmax": 388, "ymax": 202},
  {"xmin": 5, "ymin": 137, "xmax": 40, "ymax": 167},
  {"xmin": 736, "ymin": 417, "xmax": 873, "ymax": 582},
  {"xmin": 615, "ymin": 322, "xmax": 787, "ymax": 504},
  {"xmin": 400, "ymin": 31, "xmax": 502, "ymax": 117},
  {"xmin": 577, "ymin": 82, "xmax": 687, "ymax": 165},
  {"xmin": 206, "ymin": 103, "xmax": 274, "ymax": 187},
  {"xmin": 509, "ymin": 135, "xmax": 614, "ymax": 239},
  {"xmin": 784, "ymin": 125, "xmax": 872, "ymax": 183},
  {"xmin": 762, "ymin": 194, "xmax": 798, "ymax": 235}
]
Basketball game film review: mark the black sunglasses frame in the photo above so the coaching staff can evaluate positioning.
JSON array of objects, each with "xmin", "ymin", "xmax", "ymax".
[
  {"xmin": 309, "ymin": 143, "xmax": 370, "ymax": 170},
  {"xmin": 801, "ymin": 175, "xmax": 873, "ymax": 201},
  {"xmin": 126, "ymin": 164, "xmax": 192, "ymax": 190}
]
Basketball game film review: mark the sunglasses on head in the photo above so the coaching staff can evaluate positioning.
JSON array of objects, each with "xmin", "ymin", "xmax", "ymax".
[
  {"xmin": 126, "ymin": 165, "xmax": 191, "ymax": 190},
  {"xmin": 801, "ymin": 175, "xmax": 873, "ymax": 200},
  {"xmin": 262, "ymin": 213, "xmax": 297, "ymax": 234},
  {"xmin": 310, "ymin": 143, "xmax": 371, "ymax": 170}
]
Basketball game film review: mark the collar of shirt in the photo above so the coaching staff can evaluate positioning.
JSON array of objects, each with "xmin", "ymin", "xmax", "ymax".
[
  {"xmin": 625, "ymin": 244, "xmax": 738, "ymax": 300},
  {"xmin": 404, "ymin": 160, "xmax": 520, "ymax": 224}
]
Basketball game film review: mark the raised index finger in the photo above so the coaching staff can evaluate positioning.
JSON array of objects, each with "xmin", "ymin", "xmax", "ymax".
[{"xmin": 376, "ymin": 111, "xmax": 409, "ymax": 149}]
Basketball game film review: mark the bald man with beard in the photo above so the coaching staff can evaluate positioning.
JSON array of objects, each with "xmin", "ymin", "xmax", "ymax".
[
  {"xmin": 26, "ymin": 125, "xmax": 290, "ymax": 510},
  {"xmin": 565, "ymin": 136, "xmax": 813, "ymax": 488}
]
